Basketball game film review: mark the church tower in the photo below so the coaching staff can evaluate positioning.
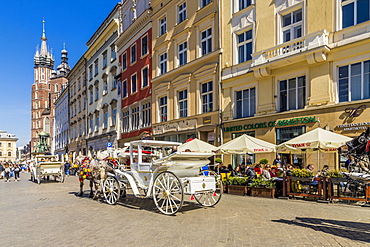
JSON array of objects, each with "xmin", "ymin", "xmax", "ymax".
[{"xmin": 31, "ymin": 20, "xmax": 69, "ymax": 153}]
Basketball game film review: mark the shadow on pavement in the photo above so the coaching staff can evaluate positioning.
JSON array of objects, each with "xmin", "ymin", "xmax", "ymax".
[
  {"xmin": 68, "ymin": 190, "xmax": 205, "ymax": 215},
  {"xmin": 272, "ymin": 217, "xmax": 370, "ymax": 243}
]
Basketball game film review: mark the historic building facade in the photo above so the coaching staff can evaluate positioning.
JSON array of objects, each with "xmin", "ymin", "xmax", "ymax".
[
  {"xmin": 53, "ymin": 83, "xmax": 69, "ymax": 160},
  {"xmin": 66, "ymin": 56, "xmax": 87, "ymax": 158},
  {"xmin": 150, "ymin": 0, "xmax": 221, "ymax": 144},
  {"xmin": 0, "ymin": 130, "xmax": 18, "ymax": 162},
  {"xmin": 31, "ymin": 21, "xmax": 69, "ymax": 153},
  {"xmin": 220, "ymin": 0, "xmax": 370, "ymax": 167},
  {"xmin": 116, "ymin": 0, "xmax": 152, "ymax": 146},
  {"xmin": 85, "ymin": 4, "xmax": 121, "ymax": 153}
]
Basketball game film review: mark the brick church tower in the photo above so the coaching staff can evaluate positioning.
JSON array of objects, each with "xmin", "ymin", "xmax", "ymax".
[{"xmin": 31, "ymin": 20, "xmax": 70, "ymax": 153}]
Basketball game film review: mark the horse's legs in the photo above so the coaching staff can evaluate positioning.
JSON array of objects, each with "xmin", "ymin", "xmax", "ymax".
[
  {"xmin": 93, "ymin": 181, "xmax": 100, "ymax": 200},
  {"xmin": 78, "ymin": 181, "xmax": 84, "ymax": 196},
  {"xmin": 89, "ymin": 180, "xmax": 94, "ymax": 198}
]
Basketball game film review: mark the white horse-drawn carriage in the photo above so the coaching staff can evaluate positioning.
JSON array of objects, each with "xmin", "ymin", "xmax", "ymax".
[
  {"xmin": 30, "ymin": 155, "xmax": 64, "ymax": 184},
  {"xmin": 102, "ymin": 140, "xmax": 222, "ymax": 215}
]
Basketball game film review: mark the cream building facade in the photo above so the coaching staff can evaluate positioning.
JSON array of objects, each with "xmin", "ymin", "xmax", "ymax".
[
  {"xmin": 221, "ymin": 0, "xmax": 370, "ymax": 169},
  {"xmin": 85, "ymin": 4, "xmax": 121, "ymax": 153},
  {"xmin": 0, "ymin": 131, "xmax": 18, "ymax": 162},
  {"xmin": 151, "ymin": 0, "xmax": 222, "ymax": 144}
]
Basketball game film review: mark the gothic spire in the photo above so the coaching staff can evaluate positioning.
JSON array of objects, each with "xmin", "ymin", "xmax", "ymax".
[{"xmin": 34, "ymin": 18, "xmax": 54, "ymax": 69}]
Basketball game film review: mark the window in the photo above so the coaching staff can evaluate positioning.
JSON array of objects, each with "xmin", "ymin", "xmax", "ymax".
[
  {"xmin": 78, "ymin": 100, "xmax": 81, "ymax": 113},
  {"xmin": 142, "ymin": 67, "xmax": 149, "ymax": 88},
  {"xmin": 8, "ymin": 143, "xmax": 11, "ymax": 148},
  {"xmin": 111, "ymin": 45, "xmax": 116, "ymax": 60},
  {"xmin": 142, "ymin": 102, "xmax": 151, "ymax": 127},
  {"xmin": 103, "ymin": 80, "xmax": 108, "ymax": 93},
  {"xmin": 239, "ymin": 0, "xmax": 252, "ymax": 11},
  {"xmin": 276, "ymin": 126, "xmax": 305, "ymax": 145},
  {"xmin": 178, "ymin": 41, "xmax": 188, "ymax": 66},
  {"xmin": 159, "ymin": 17, "xmax": 167, "ymax": 36},
  {"xmin": 112, "ymin": 78, "xmax": 117, "ymax": 90},
  {"xmin": 236, "ymin": 88, "xmax": 256, "ymax": 118},
  {"xmin": 112, "ymin": 107, "xmax": 117, "ymax": 126},
  {"xmin": 122, "ymin": 52, "xmax": 127, "ymax": 70},
  {"xmin": 122, "ymin": 110, "xmax": 130, "ymax": 132},
  {"xmin": 339, "ymin": 60, "xmax": 370, "ymax": 102},
  {"xmin": 122, "ymin": 80, "xmax": 128, "ymax": 98},
  {"xmin": 131, "ymin": 44, "xmax": 136, "ymax": 64},
  {"xmin": 95, "ymin": 85, "xmax": 99, "ymax": 101},
  {"xmin": 238, "ymin": 30, "xmax": 253, "ymax": 63},
  {"xmin": 201, "ymin": 81, "xmax": 213, "ymax": 113},
  {"xmin": 159, "ymin": 96, "xmax": 168, "ymax": 122},
  {"xmin": 78, "ymin": 80, "xmax": 81, "ymax": 90},
  {"xmin": 131, "ymin": 74, "xmax": 137, "ymax": 93},
  {"xmin": 178, "ymin": 2, "xmax": 187, "ymax": 23},
  {"xmin": 342, "ymin": 0, "xmax": 370, "ymax": 28},
  {"xmin": 178, "ymin": 89, "xmax": 188, "ymax": 118},
  {"xmin": 103, "ymin": 51, "xmax": 107, "ymax": 68},
  {"xmin": 132, "ymin": 106, "xmax": 140, "ymax": 130},
  {"xmin": 90, "ymin": 117, "xmax": 94, "ymax": 133},
  {"xmin": 94, "ymin": 59, "xmax": 99, "ymax": 75},
  {"xmin": 201, "ymin": 28, "xmax": 212, "ymax": 56},
  {"xmin": 159, "ymin": 52, "xmax": 168, "ymax": 75},
  {"xmin": 201, "ymin": 0, "xmax": 211, "ymax": 8},
  {"xmin": 95, "ymin": 115, "xmax": 100, "ymax": 131},
  {"xmin": 104, "ymin": 111, "xmax": 108, "ymax": 128},
  {"xmin": 89, "ymin": 89, "xmax": 93, "ymax": 104},
  {"xmin": 79, "ymin": 124, "xmax": 82, "ymax": 136},
  {"xmin": 282, "ymin": 9, "xmax": 302, "ymax": 42},
  {"xmin": 84, "ymin": 97, "xmax": 86, "ymax": 109},
  {"xmin": 8, "ymin": 152, "xmax": 11, "ymax": 157},
  {"xmin": 89, "ymin": 66, "xmax": 93, "ymax": 80},
  {"xmin": 141, "ymin": 35, "xmax": 148, "ymax": 56},
  {"xmin": 279, "ymin": 76, "xmax": 306, "ymax": 112}
]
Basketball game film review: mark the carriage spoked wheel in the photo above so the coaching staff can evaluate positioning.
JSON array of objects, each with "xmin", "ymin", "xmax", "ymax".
[
  {"xmin": 153, "ymin": 171, "xmax": 184, "ymax": 215},
  {"xmin": 103, "ymin": 176, "xmax": 121, "ymax": 205},
  {"xmin": 59, "ymin": 174, "xmax": 65, "ymax": 183},
  {"xmin": 194, "ymin": 170, "xmax": 223, "ymax": 207}
]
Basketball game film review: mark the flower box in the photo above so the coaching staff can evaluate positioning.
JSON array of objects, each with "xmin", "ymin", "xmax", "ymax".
[
  {"xmin": 291, "ymin": 176, "xmax": 313, "ymax": 182},
  {"xmin": 251, "ymin": 187, "xmax": 275, "ymax": 198},
  {"xmin": 329, "ymin": 177, "xmax": 347, "ymax": 183},
  {"xmin": 228, "ymin": 185, "xmax": 248, "ymax": 196}
]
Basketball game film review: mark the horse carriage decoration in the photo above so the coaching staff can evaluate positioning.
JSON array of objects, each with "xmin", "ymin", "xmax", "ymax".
[{"xmin": 76, "ymin": 140, "xmax": 222, "ymax": 215}]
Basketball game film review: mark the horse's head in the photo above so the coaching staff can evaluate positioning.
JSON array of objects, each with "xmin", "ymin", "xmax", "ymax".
[{"xmin": 340, "ymin": 127, "xmax": 370, "ymax": 156}]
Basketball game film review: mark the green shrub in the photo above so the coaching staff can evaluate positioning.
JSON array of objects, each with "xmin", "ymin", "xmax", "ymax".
[
  {"xmin": 291, "ymin": 168, "xmax": 313, "ymax": 178},
  {"xmin": 327, "ymin": 169, "xmax": 346, "ymax": 178},
  {"xmin": 227, "ymin": 176, "xmax": 249, "ymax": 186},
  {"xmin": 250, "ymin": 177, "xmax": 276, "ymax": 188},
  {"xmin": 259, "ymin": 158, "xmax": 269, "ymax": 165}
]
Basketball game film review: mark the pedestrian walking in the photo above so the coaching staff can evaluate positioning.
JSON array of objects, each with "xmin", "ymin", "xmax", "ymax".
[
  {"xmin": 14, "ymin": 164, "xmax": 21, "ymax": 181},
  {"xmin": 4, "ymin": 163, "xmax": 11, "ymax": 182},
  {"xmin": 64, "ymin": 161, "xmax": 71, "ymax": 177}
]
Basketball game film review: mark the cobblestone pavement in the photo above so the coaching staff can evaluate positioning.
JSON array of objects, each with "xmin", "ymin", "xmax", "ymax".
[{"xmin": 1, "ymin": 173, "xmax": 369, "ymax": 247}]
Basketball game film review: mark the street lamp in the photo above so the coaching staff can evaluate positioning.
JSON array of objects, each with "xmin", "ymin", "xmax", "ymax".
[{"xmin": 107, "ymin": 133, "xmax": 112, "ymax": 157}]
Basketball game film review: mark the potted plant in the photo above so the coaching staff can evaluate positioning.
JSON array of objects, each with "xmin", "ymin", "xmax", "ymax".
[
  {"xmin": 259, "ymin": 158, "xmax": 269, "ymax": 165},
  {"xmin": 215, "ymin": 158, "xmax": 223, "ymax": 164},
  {"xmin": 249, "ymin": 177, "xmax": 276, "ymax": 198},
  {"xmin": 327, "ymin": 169, "xmax": 347, "ymax": 183},
  {"xmin": 290, "ymin": 168, "xmax": 313, "ymax": 182},
  {"xmin": 227, "ymin": 176, "xmax": 249, "ymax": 196}
]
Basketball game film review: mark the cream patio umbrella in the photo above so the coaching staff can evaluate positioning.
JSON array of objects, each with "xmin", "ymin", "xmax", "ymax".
[
  {"xmin": 215, "ymin": 134, "xmax": 276, "ymax": 154},
  {"xmin": 276, "ymin": 128, "xmax": 352, "ymax": 153},
  {"xmin": 177, "ymin": 138, "xmax": 217, "ymax": 153},
  {"xmin": 276, "ymin": 128, "xmax": 352, "ymax": 170}
]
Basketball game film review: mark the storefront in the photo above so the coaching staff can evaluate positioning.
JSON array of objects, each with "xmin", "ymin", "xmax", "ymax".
[{"xmin": 222, "ymin": 102, "xmax": 370, "ymax": 170}]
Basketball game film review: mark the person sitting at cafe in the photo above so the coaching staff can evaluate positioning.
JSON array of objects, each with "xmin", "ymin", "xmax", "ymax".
[
  {"xmin": 254, "ymin": 163, "xmax": 263, "ymax": 176},
  {"xmin": 261, "ymin": 165, "xmax": 271, "ymax": 180}
]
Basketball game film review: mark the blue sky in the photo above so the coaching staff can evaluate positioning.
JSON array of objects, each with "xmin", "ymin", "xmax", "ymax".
[{"xmin": 0, "ymin": 1, "xmax": 119, "ymax": 147}]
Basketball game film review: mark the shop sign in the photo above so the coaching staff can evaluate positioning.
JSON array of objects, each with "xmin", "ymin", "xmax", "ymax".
[
  {"xmin": 153, "ymin": 125, "xmax": 164, "ymax": 135},
  {"xmin": 163, "ymin": 123, "xmax": 178, "ymax": 133},
  {"xmin": 178, "ymin": 119, "xmax": 197, "ymax": 131},
  {"xmin": 345, "ymin": 105, "xmax": 366, "ymax": 117},
  {"xmin": 208, "ymin": 132, "xmax": 215, "ymax": 141},
  {"xmin": 224, "ymin": 116, "xmax": 317, "ymax": 133},
  {"xmin": 203, "ymin": 116, "xmax": 211, "ymax": 124},
  {"xmin": 335, "ymin": 122, "xmax": 370, "ymax": 131}
]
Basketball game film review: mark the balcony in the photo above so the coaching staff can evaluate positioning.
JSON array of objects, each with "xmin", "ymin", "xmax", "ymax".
[{"xmin": 251, "ymin": 30, "xmax": 330, "ymax": 78}]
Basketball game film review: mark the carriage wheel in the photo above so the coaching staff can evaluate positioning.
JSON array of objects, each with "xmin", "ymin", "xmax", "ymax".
[
  {"xmin": 194, "ymin": 170, "xmax": 223, "ymax": 207},
  {"xmin": 153, "ymin": 171, "xmax": 183, "ymax": 215},
  {"xmin": 103, "ymin": 176, "xmax": 121, "ymax": 205},
  {"xmin": 60, "ymin": 174, "xmax": 65, "ymax": 183}
]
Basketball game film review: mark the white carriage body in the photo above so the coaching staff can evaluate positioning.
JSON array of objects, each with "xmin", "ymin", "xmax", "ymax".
[{"xmin": 31, "ymin": 155, "xmax": 64, "ymax": 184}]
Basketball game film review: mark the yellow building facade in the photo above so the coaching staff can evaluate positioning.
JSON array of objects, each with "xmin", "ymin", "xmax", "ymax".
[
  {"xmin": 0, "ymin": 131, "xmax": 18, "ymax": 162},
  {"xmin": 221, "ymin": 0, "xmax": 370, "ymax": 169},
  {"xmin": 151, "ymin": 0, "xmax": 222, "ymax": 144}
]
